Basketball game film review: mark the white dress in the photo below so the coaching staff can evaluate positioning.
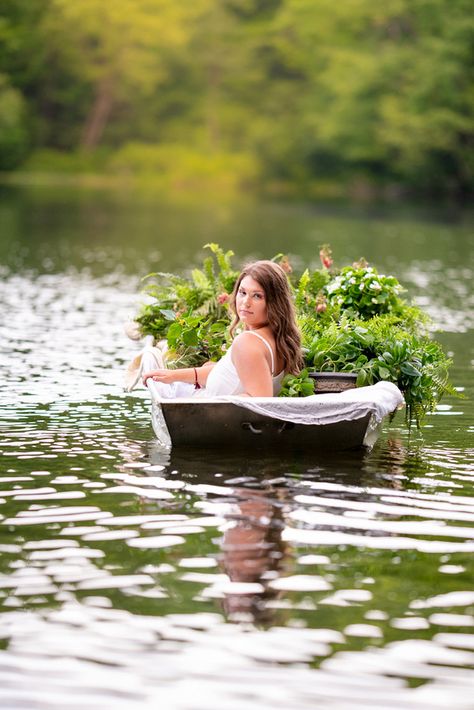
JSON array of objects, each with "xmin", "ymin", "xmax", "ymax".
[
  {"xmin": 205, "ymin": 331, "xmax": 285, "ymax": 396},
  {"xmin": 153, "ymin": 331, "xmax": 284, "ymax": 399}
]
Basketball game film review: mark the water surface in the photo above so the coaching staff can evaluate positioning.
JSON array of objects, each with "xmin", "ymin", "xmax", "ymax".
[{"xmin": 0, "ymin": 187, "xmax": 473, "ymax": 709}]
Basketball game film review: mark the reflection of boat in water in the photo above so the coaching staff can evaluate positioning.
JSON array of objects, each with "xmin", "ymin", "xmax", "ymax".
[{"xmin": 141, "ymin": 348, "xmax": 403, "ymax": 453}]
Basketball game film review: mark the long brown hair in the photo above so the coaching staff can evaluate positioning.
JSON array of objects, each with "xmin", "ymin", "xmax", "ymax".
[{"xmin": 229, "ymin": 260, "xmax": 303, "ymax": 375}]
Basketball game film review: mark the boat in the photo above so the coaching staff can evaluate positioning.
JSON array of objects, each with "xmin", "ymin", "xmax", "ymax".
[{"xmin": 139, "ymin": 347, "xmax": 404, "ymax": 452}]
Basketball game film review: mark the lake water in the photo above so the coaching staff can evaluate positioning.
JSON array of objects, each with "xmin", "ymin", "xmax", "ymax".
[{"xmin": 0, "ymin": 186, "xmax": 473, "ymax": 709}]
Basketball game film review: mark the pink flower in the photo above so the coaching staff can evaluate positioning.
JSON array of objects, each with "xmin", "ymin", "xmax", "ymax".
[
  {"xmin": 319, "ymin": 245, "xmax": 333, "ymax": 270},
  {"xmin": 316, "ymin": 292, "xmax": 327, "ymax": 313},
  {"xmin": 279, "ymin": 256, "xmax": 293, "ymax": 274},
  {"xmin": 217, "ymin": 293, "xmax": 230, "ymax": 304}
]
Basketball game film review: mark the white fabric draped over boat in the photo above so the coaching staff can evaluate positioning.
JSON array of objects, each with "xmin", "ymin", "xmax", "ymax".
[
  {"xmin": 220, "ymin": 381, "xmax": 403, "ymax": 426},
  {"xmin": 147, "ymin": 380, "xmax": 403, "ymax": 426}
]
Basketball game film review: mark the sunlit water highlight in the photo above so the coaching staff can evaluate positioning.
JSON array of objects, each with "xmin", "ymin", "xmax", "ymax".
[{"xmin": 1, "ymin": 204, "xmax": 473, "ymax": 709}]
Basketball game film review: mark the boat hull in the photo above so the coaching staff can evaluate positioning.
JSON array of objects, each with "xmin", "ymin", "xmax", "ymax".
[{"xmin": 160, "ymin": 400, "xmax": 372, "ymax": 452}]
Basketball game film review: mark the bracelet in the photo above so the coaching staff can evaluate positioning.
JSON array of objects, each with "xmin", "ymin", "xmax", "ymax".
[{"xmin": 194, "ymin": 367, "xmax": 201, "ymax": 390}]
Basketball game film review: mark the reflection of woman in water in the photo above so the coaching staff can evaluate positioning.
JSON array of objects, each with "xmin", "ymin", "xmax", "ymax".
[{"xmin": 220, "ymin": 485, "xmax": 288, "ymax": 623}]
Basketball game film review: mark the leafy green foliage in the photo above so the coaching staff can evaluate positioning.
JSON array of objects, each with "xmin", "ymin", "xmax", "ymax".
[
  {"xmin": 1, "ymin": 0, "xmax": 472, "ymax": 196},
  {"xmin": 325, "ymin": 265, "xmax": 404, "ymax": 319},
  {"xmin": 134, "ymin": 243, "xmax": 455, "ymax": 426},
  {"xmin": 294, "ymin": 268, "xmax": 331, "ymax": 315},
  {"xmin": 135, "ymin": 244, "xmax": 237, "ymax": 367},
  {"xmin": 165, "ymin": 314, "xmax": 231, "ymax": 367},
  {"xmin": 305, "ymin": 315, "xmax": 455, "ymax": 426},
  {"xmin": 279, "ymin": 369, "xmax": 315, "ymax": 398}
]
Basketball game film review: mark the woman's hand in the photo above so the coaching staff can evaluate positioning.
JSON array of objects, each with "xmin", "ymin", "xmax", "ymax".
[
  {"xmin": 142, "ymin": 369, "xmax": 177, "ymax": 387},
  {"xmin": 142, "ymin": 362, "xmax": 216, "ymax": 388}
]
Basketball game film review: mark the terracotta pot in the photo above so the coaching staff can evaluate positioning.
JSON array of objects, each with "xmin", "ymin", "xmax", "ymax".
[{"xmin": 309, "ymin": 372, "xmax": 358, "ymax": 394}]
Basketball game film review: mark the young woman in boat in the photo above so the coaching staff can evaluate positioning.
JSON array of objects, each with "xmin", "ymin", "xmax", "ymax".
[{"xmin": 142, "ymin": 260, "xmax": 303, "ymax": 397}]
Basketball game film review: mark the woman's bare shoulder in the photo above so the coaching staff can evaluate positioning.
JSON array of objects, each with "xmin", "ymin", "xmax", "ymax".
[
  {"xmin": 233, "ymin": 330, "xmax": 262, "ymax": 347},
  {"xmin": 232, "ymin": 331, "xmax": 268, "ymax": 358}
]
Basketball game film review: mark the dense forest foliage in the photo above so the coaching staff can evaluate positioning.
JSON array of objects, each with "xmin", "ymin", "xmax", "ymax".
[{"xmin": 1, "ymin": 0, "xmax": 473, "ymax": 198}]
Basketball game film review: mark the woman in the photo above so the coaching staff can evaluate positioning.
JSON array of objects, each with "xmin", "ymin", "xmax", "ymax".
[{"xmin": 142, "ymin": 260, "xmax": 303, "ymax": 397}]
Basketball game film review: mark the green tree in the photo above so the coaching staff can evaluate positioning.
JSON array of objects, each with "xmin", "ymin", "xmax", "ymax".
[
  {"xmin": 44, "ymin": 0, "xmax": 196, "ymax": 149},
  {"xmin": 0, "ymin": 0, "xmax": 48, "ymax": 149},
  {"xmin": 0, "ymin": 74, "xmax": 28, "ymax": 168},
  {"xmin": 0, "ymin": 0, "xmax": 472, "ymax": 196},
  {"xmin": 266, "ymin": 0, "xmax": 474, "ymax": 195}
]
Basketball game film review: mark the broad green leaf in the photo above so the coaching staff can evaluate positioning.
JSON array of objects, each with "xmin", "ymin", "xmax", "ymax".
[
  {"xmin": 401, "ymin": 362, "xmax": 422, "ymax": 377},
  {"xmin": 183, "ymin": 328, "xmax": 199, "ymax": 346}
]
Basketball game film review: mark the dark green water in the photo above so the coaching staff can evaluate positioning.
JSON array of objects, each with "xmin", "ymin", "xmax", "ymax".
[{"xmin": 0, "ymin": 186, "xmax": 473, "ymax": 709}]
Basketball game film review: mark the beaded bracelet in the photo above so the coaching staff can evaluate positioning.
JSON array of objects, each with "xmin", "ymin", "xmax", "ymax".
[{"xmin": 194, "ymin": 367, "xmax": 201, "ymax": 390}]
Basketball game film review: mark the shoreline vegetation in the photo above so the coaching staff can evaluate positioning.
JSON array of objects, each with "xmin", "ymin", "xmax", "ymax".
[
  {"xmin": 133, "ymin": 243, "xmax": 456, "ymax": 427},
  {"xmin": 1, "ymin": 1, "xmax": 472, "ymax": 203},
  {"xmin": 0, "ymin": 154, "xmax": 425, "ymax": 202}
]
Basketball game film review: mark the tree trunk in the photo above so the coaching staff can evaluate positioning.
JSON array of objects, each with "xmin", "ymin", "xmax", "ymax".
[
  {"xmin": 81, "ymin": 75, "xmax": 114, "ymax": 150},
  {"xmin": 207, "ymin": 63, "xmax": 221, "ymax": 151}
]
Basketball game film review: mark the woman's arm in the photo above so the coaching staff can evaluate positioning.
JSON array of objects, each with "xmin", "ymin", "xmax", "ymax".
[
  {"xmin": 142, "ymin": 361, "xmax": 216, "ymax": 387},
  {"xmin": 231, "ymin": 333, "xmax": 273, "ymax": 396}
]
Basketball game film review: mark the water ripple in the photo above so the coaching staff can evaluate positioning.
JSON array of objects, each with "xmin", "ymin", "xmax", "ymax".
[{"xmin": 1, "ymin": 266, "xmax": 473, "ymax": 708}]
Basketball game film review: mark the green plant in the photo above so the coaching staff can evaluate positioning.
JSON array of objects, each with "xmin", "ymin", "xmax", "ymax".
[
  {"xmin": 279, "ymin": 369, "xmax": 315, "ymax": 397},
  {"xmin": 325, "ymin": 264, "xmax": 405, "ymax": 319},
  {"xmin": 294, "ymin": 267, "xmax": 331, "ymax": 315},
  {"xmin": 165, "ymin": 313, "xmax": 231, "ymax": 367},
  {"xmin": 133, "ymin": 243, "xmax": 455, "ymax": 426},
  {"xmin": 135, "ymin": 243, "xmax": 238, "ymax": 366},
  {"xmin": 305, "ymin": 315, "xmax": 455, "ymax": 425}
]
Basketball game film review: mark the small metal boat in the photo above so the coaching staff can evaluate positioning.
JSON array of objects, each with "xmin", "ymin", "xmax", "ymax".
[
  {"xmin": 141, "ymin": 349, "xmax": 403, "ymax": 453},
  {"xmin": 152, "ymin": 397, "xmax": 375, "ymax": 452}
]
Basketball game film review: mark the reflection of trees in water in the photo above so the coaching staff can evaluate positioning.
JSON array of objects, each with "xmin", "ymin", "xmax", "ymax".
[{"xmin": 219, "ymin": 485, "xmax": 289, "ymax": 625}]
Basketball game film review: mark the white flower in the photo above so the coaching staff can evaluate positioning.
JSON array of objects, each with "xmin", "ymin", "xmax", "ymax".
[{"xmin": 326, "ymin": 281, "xmax": 340, "ymax": 295}]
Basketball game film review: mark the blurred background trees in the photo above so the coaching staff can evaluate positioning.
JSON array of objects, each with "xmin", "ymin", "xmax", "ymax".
[{"xmin": 0, "ymin": 0, "xmax": 472, "ymax": 198}]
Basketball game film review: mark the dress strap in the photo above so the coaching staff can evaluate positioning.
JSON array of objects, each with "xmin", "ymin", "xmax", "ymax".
[{"xmin": 242, "ymin": 331, "xmax": 275, "ymax": 375}]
